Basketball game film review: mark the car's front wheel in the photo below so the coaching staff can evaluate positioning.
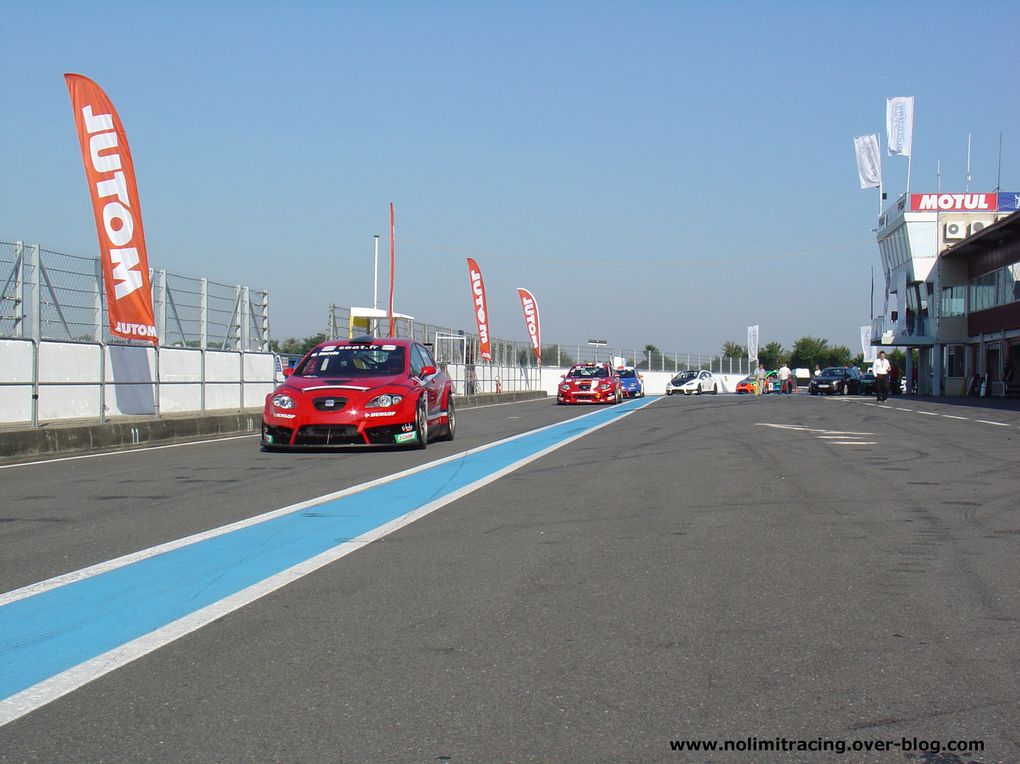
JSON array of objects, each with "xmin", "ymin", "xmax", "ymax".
[
  {"xmin": 436, "ymin": 396, "xmax": 456, "ymax": 441},
  {"xmin": 712, "ymin": 383, "xmax": 718, "ymax": 394},
  {"xmin": 412, "ymin": 400, "xmax": 428, "ymax": 449}
]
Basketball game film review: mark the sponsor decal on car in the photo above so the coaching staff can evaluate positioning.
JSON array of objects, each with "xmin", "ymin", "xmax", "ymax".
[{"xmin": 394, "ymin": 432, "xmax": 418, "ymax": 443}]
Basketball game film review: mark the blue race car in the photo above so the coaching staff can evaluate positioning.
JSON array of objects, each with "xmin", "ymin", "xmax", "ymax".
[{"xmin": 616, "ymin": 367, "xmax": 644, "ymax": 398}]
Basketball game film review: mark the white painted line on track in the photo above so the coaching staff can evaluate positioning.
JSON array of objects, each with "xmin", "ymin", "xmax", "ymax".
[
  {"xmin": 0, "ymin": 399, "xmax": 658, "ymax": 608},
  {"xmin": 895, "ymin": 407, "xmax": 914, "ymax": 412},
  {"xmin": 941, "ymin": 415, "xmax": 969, "ymax": 420},
  {"xmin": 916, "ymin": 411, "xmax": 939, "ymax": 416},
  {"xmin": 976, "ymin": 419, "xmax": 1011, "ymax": 427},
  {"xmin": 0, "ymin": 434, "xmax": 259, "ymax": 471},
  {"xmin": 831, "ymin": 441, "xmax": 877, "ymax": 445},
  {"xmin": 0, "ymin": 397, "xmax": 660, "ymax": 727}
]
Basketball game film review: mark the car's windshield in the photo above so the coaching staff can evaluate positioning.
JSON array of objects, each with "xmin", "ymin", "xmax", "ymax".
[
  {"xmin": 568, "ymin": 366, "xmax": 609, "ymax": 378},
  {"xmin": 673, "ymin": 371, "xmax": 696, "ymax": 382},
  {"xmin": 822, "ymin": 367, "xmax": 846, "ymax": 376},
  {"xmin": 296, "ymin": 344, "xmax": 405, "ymax": 378},
  {"xmin": 618, "ymin": 369, "xmax": 636, "ymax": 379}
]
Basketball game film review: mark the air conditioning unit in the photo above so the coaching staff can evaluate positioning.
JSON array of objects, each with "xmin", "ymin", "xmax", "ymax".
[
  {"xmin": 944, "ymin": 221, "xmax": 967, "ymax": 240},
  {"xmin": 969, "ymin": 219, "xmax": 992, "ymax": 235}
]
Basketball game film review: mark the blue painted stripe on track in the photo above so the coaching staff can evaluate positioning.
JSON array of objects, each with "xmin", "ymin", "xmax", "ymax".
[{"xmin": 0, "ymin": 397, "xmax": 653, "ymax": 700}]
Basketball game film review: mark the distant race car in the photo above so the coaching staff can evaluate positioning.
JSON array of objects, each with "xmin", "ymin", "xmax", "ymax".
[
  {"xmin": 735, "ymin": 375, "xmax": 755, "ymax": 394},
  {"xmin": 665, "ymin": 369, "xmax": 718, "ymax": 396},
  {"xmin": 557, "ymin": 362, "xmax": 623, "ymax": 404},
  {"xmin": 616, "ymin": 366, "xmax": 644, "ymax": 398},
  {"xmin": 261, "ymin": 337, "xmax": 455, "ymax": 449}
]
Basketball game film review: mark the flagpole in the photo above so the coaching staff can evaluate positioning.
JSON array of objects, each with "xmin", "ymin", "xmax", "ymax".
[
  {"xmin": 878, "ymin": 132, "xmax": 885, "ymax": 217},
  {"xmin": 372, "ymin": 234, "xmax": 379, "ymax": 311}
]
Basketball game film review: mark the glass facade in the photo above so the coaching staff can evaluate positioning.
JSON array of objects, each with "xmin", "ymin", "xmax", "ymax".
[
  {"xmin": 969, "ymin": 263, "xmax": 1020, "ymax": 312},
  {"xmin": 941, "ymin": 285, "xmax": 966, "ymax": 317}
]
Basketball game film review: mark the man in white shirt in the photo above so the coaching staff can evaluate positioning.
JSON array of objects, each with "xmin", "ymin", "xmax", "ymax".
[
  {"xmin": 873, "ymin": 351, "xmax": 892, "ymax": 402},
  {"xmin": 778, "ymin": 363, "xmax": 791, "ymax": 394}
]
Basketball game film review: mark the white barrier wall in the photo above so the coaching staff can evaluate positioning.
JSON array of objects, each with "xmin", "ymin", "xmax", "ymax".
[{"xmin": 0, "ymin": 339, "xmax": 275, "ymax": 424}]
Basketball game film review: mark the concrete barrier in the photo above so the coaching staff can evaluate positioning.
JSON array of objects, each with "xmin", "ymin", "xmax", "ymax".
[{"xmin": 0, "ymin": 391, "xmax": 547, "ymax": 464}]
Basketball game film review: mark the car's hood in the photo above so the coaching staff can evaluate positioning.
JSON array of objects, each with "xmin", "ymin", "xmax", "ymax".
[
  {"xmin": 278, "ymin": 374, "xmax": 415, "ymax": 395},
  {"xmin": 814, "ymin": 374, "xmax": 846, "ymax": 383}
]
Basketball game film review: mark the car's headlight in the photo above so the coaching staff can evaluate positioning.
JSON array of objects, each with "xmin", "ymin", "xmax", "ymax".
[
  {"xmin": 366, "ymin": 393, "xmax": 403, "ymax": 408},
  {"xmin": 560, "ymin": 383, "xmax": 570, "ymax": 391},
  {"xmin": 272, "ymin": 393, "xmax": 296, "ymax": 409},
  {"xmin": 598, "ymin": 382, "xmax": 612, "ymax": 390}
]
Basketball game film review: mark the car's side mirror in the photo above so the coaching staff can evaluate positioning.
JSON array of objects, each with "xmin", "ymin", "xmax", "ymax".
[
  {"xmin": 282, "ymin": 367, "xmax": 294, "ymax": 377},
  {"xmin": 420, "ymin": 365, "xmax": 437, "ymax": 377}
]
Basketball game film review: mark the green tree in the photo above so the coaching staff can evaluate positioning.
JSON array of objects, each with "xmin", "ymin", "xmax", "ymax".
[
  {"xmin": 825, "ymin": 345, "xmax": 853, "ymax": 367},
  {"xmin": 542, "ymin": 345, "xmax": 574, "ymax": 367},
  {"xmin": 721, "ymin": 340, "xmax": 746, "ymax": 359},
  {"xmin": 270, "ymin": 333, "xmax": 326, "ymax": 356},
  {"xmin": 759, "ymin": 341, "xmax": 785, "ymax": 370},
  {"xmin": 789, "ymin": 336, "xmax": 830, "ymax": 370},
  {"xmin": 640, "ymin": 344, "xmax": 663, "ymax": 370}
]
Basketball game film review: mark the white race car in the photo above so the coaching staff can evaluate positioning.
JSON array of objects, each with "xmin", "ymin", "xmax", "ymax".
[{"xmin": 665, "ymin": 369, "xmax": 718, "ymax": 396}]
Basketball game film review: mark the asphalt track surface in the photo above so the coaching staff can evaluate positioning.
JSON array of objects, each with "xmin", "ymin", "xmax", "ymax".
[{"xmin": 1, "ymin": 394, "xmax": 1018, "ymax": 762}]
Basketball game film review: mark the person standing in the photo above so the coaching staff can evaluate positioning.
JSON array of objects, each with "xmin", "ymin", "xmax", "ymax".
[
  {"xmin": 754, "ymin": 361, "xmax": 766, "ymax": 397},
  {"xmin": 778, "ymin": 362, "xmax": 791, "ymax": 394},
  {"xmin": 874, "ymin": 351, "xmax": 891, "ymax": 402}
]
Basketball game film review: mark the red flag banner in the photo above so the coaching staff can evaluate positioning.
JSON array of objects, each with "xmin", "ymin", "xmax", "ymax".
[
  {"xmin": 65, "ymin": 74, "xmax": 157, "ymax": 343},
  {"xmin": 466, "ymin": 258, "xmax": 492, "ymax": 361},
  {"xmin": 516, "ymin": 287, "xmax": 541, "ymax": 363},
  {"xmin": 388, "ymin": 202, "xmax": 395, "ymax": 337}
]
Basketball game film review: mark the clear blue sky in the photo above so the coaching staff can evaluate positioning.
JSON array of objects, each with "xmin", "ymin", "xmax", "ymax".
[{"xmin": 3, "ymin": 1, "xmax": 1018, "ymax": 356}]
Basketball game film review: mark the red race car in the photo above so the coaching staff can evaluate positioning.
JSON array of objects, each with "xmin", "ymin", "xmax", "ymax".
[
  {"xmin": 262, "ymin": 338, "xmax": 455, "ymax": 449},
  {"xmin": 557, "ymin": 362, "xmax": 623, "ymax": 405}
]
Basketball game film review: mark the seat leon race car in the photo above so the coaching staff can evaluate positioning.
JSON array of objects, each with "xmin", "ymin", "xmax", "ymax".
[
  {"xmin": 262, "ymin": 338, "xmax": 455, "ymax": 449},
  {"xmin": 557, "ymin": 362, "xmax": 623, "ymax": 404}
]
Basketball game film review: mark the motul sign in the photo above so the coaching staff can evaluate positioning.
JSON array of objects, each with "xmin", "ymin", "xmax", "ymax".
[
  {"xmin": 516, "ymin": 287, "xmax": 541, "ymax": 363},
  {"xmin": 910, "ymin": 193, "xmax": 996, "ymax": 212},
  {"xmin": 466, "ymin": 258, "xmax": 492, "ymax": 361},
  {"xmin": 65, "ymin": 74, "xmax": 157, "ymax": 343}
]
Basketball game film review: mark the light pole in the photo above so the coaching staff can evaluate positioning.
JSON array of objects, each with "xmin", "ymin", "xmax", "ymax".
[
  {"xmin": 372, "ymin": 235, "xmax": 380, "ymax": 310},
  {"xmin": 588, "ymin": 338, "xmax": 607, "ymax": 363}
]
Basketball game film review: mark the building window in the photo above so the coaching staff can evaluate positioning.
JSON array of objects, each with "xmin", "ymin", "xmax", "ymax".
[
  {"xmin": 946, "ymin": 345, "xmax": 965, "ymax": 377},
  {"xmin": 941, "ymin": 285, "xmax": 966, "ymax": 317},
  {"xmin": 969, "ymin": 263, "xmax": 1020, "ymax": 312}
]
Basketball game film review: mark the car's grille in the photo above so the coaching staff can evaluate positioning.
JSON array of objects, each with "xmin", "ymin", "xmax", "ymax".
[
  {"xmin": 295, "ymin": 424, "xmax": 362, "ymax": 445},
  {"xmin": 312, "ymin": 396, "xmax": 348, "ymax": 412},
  {"xmin": 263, "ymin": 424, "xmax": 293, "ymax": 445}
]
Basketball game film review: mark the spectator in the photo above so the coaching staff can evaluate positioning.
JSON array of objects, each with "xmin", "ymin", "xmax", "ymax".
[
  {"xmin": 874, "ymin": 351, "xmax": 891, "ymax": 402},
  {"xmin": 778, "ymin": 362, "xmax": 791, "ymax": 394}
]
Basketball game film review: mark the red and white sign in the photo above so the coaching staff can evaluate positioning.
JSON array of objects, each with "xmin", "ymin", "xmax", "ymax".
[
  {"xmin": 466, "ymin": 258, "xmax": 491, "ymax": 361},
  {"xmin": 65, "ymin": 74, "xmax": 157, "ymax": 342},
  {"xmin": 516, "ymin": 287, "xmax": 541, "ymax": 363},
  {"xmin": 910, "ymin": 193, "xmax": 996, "ymax": 212}
]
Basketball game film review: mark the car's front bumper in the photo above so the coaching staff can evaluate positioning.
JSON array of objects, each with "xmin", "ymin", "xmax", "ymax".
[{"xmin": 262, "ymin": 403, "xmax": 423, "ymax": 447}]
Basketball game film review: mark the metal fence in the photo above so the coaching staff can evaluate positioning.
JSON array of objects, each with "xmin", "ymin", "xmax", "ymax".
[
  {"xmin": 325, "ymin": 304, "xmax": 752, "ymax": 389},
  {"xmin": 0, "ymin": 239, "xmax": 274, "ymax": 427},
  {"xmin": 1, "ymin": 240, "xmax": 269, "ymax": 350}
]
